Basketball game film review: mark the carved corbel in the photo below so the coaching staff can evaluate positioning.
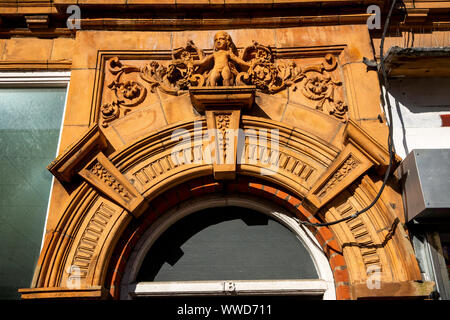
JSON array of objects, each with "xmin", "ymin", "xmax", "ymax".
[
  {"xmin": 304, "ymin": 143, "xmax": 373, "ymax": 212},
  {"xmin": 205, "ymin": 109, "xmax": 241, "ymax": 180},
  {"xmin": 189, "ymin": 86, "xmax": 255, "ymax": 179},
  {"xmin": 304, "ymin": 119, "xmax": 394, "ymax": 212},
  {"xmin": 48, "ymin": 124, "xmax": 147, "ymax": 217},
  {"xmin": 343, "ymin": 119, "xmax": 398, "ymax": 172},
  {"xmin": 78, "ymin": 153, "xmax": 147, "ymax": 217},
  {"xmin": 47, "ymin": 124, "xmax": 108, "ymax": 183}
]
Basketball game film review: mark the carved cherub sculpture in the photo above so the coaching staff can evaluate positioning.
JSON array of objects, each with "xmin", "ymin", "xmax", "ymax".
[{"xmin": 193, "ymin": 31, "xmax": 250, "ymax": 86}]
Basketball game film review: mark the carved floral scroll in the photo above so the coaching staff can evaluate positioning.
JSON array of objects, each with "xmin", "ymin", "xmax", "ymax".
[{"xmin": 100, "ymin": 32, "xmax": 348, "ymax": 128}]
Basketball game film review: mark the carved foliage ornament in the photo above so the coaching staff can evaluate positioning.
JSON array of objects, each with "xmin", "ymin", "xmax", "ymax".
[
  {"xmin": 101, "ymin": 32, "xmax": 348, "ymax": 127},
  {"xmin": 88, "ymin": 160, "xmax": 132, "ymax": 201},
  {"xmin": 101, "ymin": 57, "xmax": 147, "ymax": 127},
  {"xmin": 215, "ymin": 113, "xmax": 232, "ymax": 161},
  {"xmin": 317, "ymin": 155, "xmax": 360, "ymax": 199}
]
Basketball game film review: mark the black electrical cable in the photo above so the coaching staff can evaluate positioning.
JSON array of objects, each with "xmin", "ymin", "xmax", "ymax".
[{"xmin": 298, "ymin": 0, "xmax": 398, "ymax": 228}]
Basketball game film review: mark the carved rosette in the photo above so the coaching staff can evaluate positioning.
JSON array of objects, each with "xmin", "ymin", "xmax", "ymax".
[
  {"xmin": 100, "ymin": 101, "xmax": 120, "ymax": 127},
  {"xmin": 237, "ymin": 60, "xmax": 283, "ymax": 93},
  {"xmin": 108, "ymin": 80, "xmax": 146, "ymax": 107},
  {"xmin": 300, "ymin": 65, "xmax": 347, "ymax": 122}
]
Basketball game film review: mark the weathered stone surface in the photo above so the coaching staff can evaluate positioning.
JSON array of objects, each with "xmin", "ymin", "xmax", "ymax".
[{"xmin": 7, "ymin": 22, "xmax": 429, "ymax": 301}]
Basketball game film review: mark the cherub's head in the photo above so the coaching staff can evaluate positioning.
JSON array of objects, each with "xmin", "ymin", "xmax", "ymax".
[{"xmin": 213, "ymin": 31, "xmax": 232, "ymax": 51}]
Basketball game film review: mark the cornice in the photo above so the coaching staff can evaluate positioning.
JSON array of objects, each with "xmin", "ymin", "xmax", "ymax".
[{"xmin": 0, "ymin": 1, "xmax": 448, "ymax": 36}]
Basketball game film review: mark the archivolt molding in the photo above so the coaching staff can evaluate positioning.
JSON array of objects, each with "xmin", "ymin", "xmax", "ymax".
[
  {"xmin": 27, "ymin": 183, "xmax": 110, "ymax": 287},
  {"xmin": 114, "ymin": 116, "xmax": 340, "ymax": 202},
  {"xmin": 356, "ymin": 175, "xmax": 422, "ymax": 282},
  {"xmin": 22, "ymin": 115, "xmax": 425, "ymax": 299},
  {"xmin": 319, "ymin": 174, "xmax": 423, "ymax": 298},
  {"xmin": 21, "ymin": 181, "xmax": 131, "ymax": 299},
  {"xmin": 61, "ymin": 197, "xmax": 130, "ymax": 289}
]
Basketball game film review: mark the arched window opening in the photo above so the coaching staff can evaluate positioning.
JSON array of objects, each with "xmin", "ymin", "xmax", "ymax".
[
  {"xmin": 121, "ymin": 195, "xmax": 335, "ymax": 300},
  {"xmin": 137, "ymin": 206, "xmax": 319, "ymax": 282}
]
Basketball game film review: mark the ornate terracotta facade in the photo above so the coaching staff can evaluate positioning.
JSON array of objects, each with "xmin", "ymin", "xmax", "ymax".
[{"xmin": 2, "ymin": 1, "xmax": 446, "ymax": 300}]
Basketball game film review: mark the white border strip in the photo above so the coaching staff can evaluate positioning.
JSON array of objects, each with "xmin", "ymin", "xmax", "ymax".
[
  {"xmin": 0, "ymin": 72, "xmax": 71, "ymax": 87},
  {"xmin": 42, "ymin": 76, "xmax": 71, "ymax": 252},
  {"xmin": 131, "ymin": 279, "xmax": 328, "ymax": 297}
]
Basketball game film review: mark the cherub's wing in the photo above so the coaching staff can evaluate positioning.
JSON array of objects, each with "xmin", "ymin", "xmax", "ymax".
[{"xmin": 229, "ymin": 54, "xmax": 250, "ymax": 72}]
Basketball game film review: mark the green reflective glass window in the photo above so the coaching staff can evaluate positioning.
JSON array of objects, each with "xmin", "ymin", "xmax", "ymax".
[{"xmin": 0, "ymin": 87, "xmax": 67, "ymax": 299}]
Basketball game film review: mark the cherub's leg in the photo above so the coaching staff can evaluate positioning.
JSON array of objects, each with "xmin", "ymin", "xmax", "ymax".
[
  {"xmin": 222, "ymin": 67, "xmax": 232, "ymax": 86},
  {"xmin": 208, "ymin": 69, "xmax": 220, "ymax": 86}
]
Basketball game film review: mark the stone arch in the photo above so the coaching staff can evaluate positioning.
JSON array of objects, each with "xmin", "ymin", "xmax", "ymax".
[
  {"xmin": 320, "ymin": 174, "xmax": 423, "ymax": 289},
  {"xmin": 22, "ymin": 116, "xmax": 425, "ymax": 299},
  {"xmin": 113, "ymin": 180, "xmax": 339, "ymax": 300}
]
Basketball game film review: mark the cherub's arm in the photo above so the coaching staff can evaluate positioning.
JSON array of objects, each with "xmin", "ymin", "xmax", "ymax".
[
  {"xmin": 229, "ymin": 53, "xmax": 250, "ymax": 72},
  {"xmin": 192, "ymin": 54, "xmax": 214, "ymax": 74}
]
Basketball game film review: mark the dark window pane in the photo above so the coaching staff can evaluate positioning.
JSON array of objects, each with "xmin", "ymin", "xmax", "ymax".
[
  {"xmin": 440, "ymin": 233, "xmax": 450, "ymax": 281},
  {"xmin": 137, "ymin": 206, "xmax": 319, "ymax": 282}
]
